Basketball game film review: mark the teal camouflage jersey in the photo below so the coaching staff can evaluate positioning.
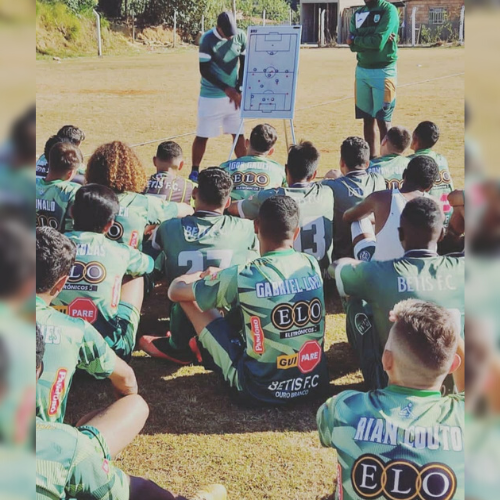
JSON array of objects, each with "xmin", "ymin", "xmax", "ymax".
[
  {"xmin": 219, "ymin": 155, "xmax": 286, "ymax": 201},
  {"xmin": 36, "ymin": 296, "xmax": 116, "ymax": 423},
  {"xmin": 368, "ymin": 154, "xmax": 411, "ymax": 189},
  {"xmin": 36, "ymin": 418, "xmax": 130, "ymax": 500},
  {"xmin": 36, "ymin": 177, "xmax": 79, "ymax": 232},
  {"xmin": 107, "ymin": 191, "xmax": 179, "ymax": 249},
  {"xmin": 317, "ymin": 386, "xmax": 464, "ymax": 500},
  {"xmin": 239, "ymin": 183, "xmax": 334, "ymax": 271},
  {"xmin": 52, "ymin": 231, "xmax": 153, "ymax": 325},
  {"xmin": 336, "ymin": 251, "xmax": 465, "ymax": 346},
  {"xmin": 194, "ymin": 249, "xmax": 329, "ymax": 404},
  {"xmin": 199, "ymin": 28, "xmax": 246, "ymax": 98},
  {"xmin": 322, "ymin": 172, "xmax": 386, "ymax": 260}
]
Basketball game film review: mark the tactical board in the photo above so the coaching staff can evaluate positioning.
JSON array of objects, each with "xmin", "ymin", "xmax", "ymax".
[{"xmin": 241, "ymin": 25, "xmax": 302, "ymax": 120}]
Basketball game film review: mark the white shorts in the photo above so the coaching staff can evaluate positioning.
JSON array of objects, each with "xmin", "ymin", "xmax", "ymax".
[{"xmin": 196, "ymin": 96, "xmax": 243, "ymax": 138}]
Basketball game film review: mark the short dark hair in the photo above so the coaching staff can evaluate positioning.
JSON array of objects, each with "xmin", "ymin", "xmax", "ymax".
[
  {"xmin": 48, "ymin": 142, "xmax": 83, "ymax": 176},
  {"xmin": 258, "ymin": 195, "xmax": 300, "ymax": 244},
  {"xmin": 156, "ymin": 141, "xmax": 183, "ymax": 162},
  {"xmin": 197, "ymin": 167, "xmax": 233, "ymax": 207},
  {"xmin": 57, "ymin": 125, "xmax": 86, "ymax": 145},
  {"xmin": 72, "ymin": 184, "xmax": 120, "ymax": 233},
  {"xmin": 250, "ymin": 124, "xmax": 278, "ymax": 153},
  {"xmin": 287, "ymin": 141, "xmax": 320, "ymax": 181},
  {"xmin": 401, "ymin": 197, "xmax": 443, "ymax": 234},
  {"xmin": 44, "ymin": 135, "xmax": 67, "ymax": 162},
  {"xmin": 340, "ymin": 136, "xmax": 370, "ymax": 170},
  {"xmin": 0, "ymin": 223, "xmax": 35, "ymax": 299},
  {"xmin": 413, "ymin": 121, "xmax": 440, "ymax": 149},
  {"xmin": 386, "ymin": 126, "xmax": 411, "ymax": 153},
  {"xmin": 392, "ymin": 300, "xmax": 458, "ymax": 374},
  {"xmin": 404, "ymin": 156, "xmax": 439, "ymax": 190},
  {"xmin": 36, "ymin": 227, "xmax": 76, "ymax": 294},
  {"xmin": 36, "ymin": 323, "xmax": 45, "ymax": 371}
]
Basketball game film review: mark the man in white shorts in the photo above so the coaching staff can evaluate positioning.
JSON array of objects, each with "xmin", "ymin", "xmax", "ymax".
[{"xmin": 190, "ymin": 11, "xmax": 247, "ymax": 182}]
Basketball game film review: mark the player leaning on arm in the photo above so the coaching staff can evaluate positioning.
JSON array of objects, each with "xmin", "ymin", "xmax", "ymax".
[
  {"xmin": 317, "ymin": 300, "xmax": 464, "ymax": 500},
  {"xmin": 191, "ymin": 11, "xmax": 247, "ymax": 182},
  {"xmin": 348, "ymin": 0, "xmax": 400, "ymax": 158},
  {"xmin": 35, "ymin": 326, "xmax": 227, "ymax": 500}
]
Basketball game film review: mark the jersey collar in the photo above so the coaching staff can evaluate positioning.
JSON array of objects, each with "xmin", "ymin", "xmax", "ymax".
[
  {"xmin": 404, "ymin": 249, "xmax": 439, "ymax": 258},
  {"xmin": 35, "ymin": 295, "xmax": 47, "ymax": 309},
  {"xmin": 415, "ymin": 148, "xmax": 433, "ymax": 155},
  {"xmin": 194, "ymin": 210, "xmax": 222, "ymax": 217},
  {"xmin": 386, "ymin": 385, "xmax": 442, "ymax": 398},
  {"xmin": 290, "ymin": 182, "xmax": 312, "ymax": 188},
  {"xmin": 213, "ymin": 27, "xmax": 224, "ymax": 41},
  {"xmin": 345, "ymin": 170, "xmax": 367, "ymax": 178}
]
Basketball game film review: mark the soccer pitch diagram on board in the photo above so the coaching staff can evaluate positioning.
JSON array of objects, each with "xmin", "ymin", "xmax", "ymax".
[{"xmin": 241, "ymin": 25, "xmax": 302, "ymax": 120}]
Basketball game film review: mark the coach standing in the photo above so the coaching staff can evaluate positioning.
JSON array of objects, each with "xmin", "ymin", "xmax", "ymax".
[
  {"xmin": 347, "ymin": 0, "xmax": 399, "ymax": 158},
  {"xmin": 189, "ymin": 11, "xmax": 247, "ymax": 182}
]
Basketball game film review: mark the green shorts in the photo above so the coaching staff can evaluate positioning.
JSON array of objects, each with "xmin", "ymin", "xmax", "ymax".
[
  {"xmin": 78, "ymin": 425, "xmax": 111, "ymax": 460},
  {"xmin": 355, "ymin": 64, "xmax": 397, "ymax": 121}
]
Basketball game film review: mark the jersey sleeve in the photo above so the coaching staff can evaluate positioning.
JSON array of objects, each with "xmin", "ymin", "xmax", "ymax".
[
  {"xmin": 66, "ymin": 432, "xmax": 130, "ymax": 500},
  {"xmin": 316, "ymin": 396, "xmax": 340, "ymax": 448},
  {"xmin": 239, "ymin": 190, "xmax": 268, "ymax": 219},
  {"xmin": 240, "ymin": 30, "xmax": 247, "ymax": 54},
  {"xmin": 199, "ymin": 33, "xmax": 213, "ymax": 62},
  {"xmin": 354, "ymin": 5, "xmax": 398, "ymax": 51},
  {"xmin": 193, "ymin": 266, "xmax": 240, "ymax": 311},
  {"xmin": 126, "ymin": 247, "xmax": 154, "ymax": 277},
  {"xmin": 336, "ymin": 260, "xmax": 375, "ymax": 299},
  {"xmin": 78, "ymin": 321, "xmax": 117, "ymax": 379},
  {"xmin": 147, "ymin": 196, "xmax": 179, "ymax": 225}
]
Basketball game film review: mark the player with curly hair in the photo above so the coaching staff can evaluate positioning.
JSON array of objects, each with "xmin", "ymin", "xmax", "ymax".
[{"xmin": 86, "ymin": 141, "xmax": 192, "ymax": 250}]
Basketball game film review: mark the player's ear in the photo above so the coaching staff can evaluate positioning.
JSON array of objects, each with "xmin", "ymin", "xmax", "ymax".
[
  {"xmin": 51, "ymin": 275, "xmax": 69, "ymax": 296},
  {"xmin": 254, "ymin": 218, "xmax": 260, "ymax": 235},
  {"xmin": 153, "ymin": 157, "xmax": 158, "ymax": 167},
  {"xmin": 224, "ymin": 197, "xmax": 231, "ymax": 209},
  {"xmin": 268, "ymin": 147, "xmax": 275, "ymax": 156},
  {"xmin": 448, "ymin": 353, "xmax": 462, "ymax": 374},
  {"xmin": 245, "ymin": 138, "xmax": 250, "ymax": 150},
  {"xmin": 192, "ymin": 187, "xmax": 198, "ymax": 200},
  {"xmin": 179, "ymin": 160, "xmax": 185, "ymax": 171},
  {"xmin": 293, "ymin": 226, "xmax": 300, "ymax": 241},
  {"xmin": 398, "ymin": 226, "xmax": 405, "ymax": 243},
  {"xmin": 103, "ymin": 220, "xmax": 115, "ymax": 234},
  {"xmin": 382, "ymin": 349, "xmax": 393, "ymax": 372},
  {"xmin": 310, "ymin": 171, "xmax": 317, "ymax": 181},
  {"xmin": 438, "ymin": 226, "xmax": 445, "ymax": 242}
]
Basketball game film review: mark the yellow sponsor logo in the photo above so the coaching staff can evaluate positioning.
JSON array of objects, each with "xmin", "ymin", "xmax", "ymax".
[
  {"xmin": 52, "ymin": 305, "xmax": 68, "ymax": 314},
  {"xmin": 277, "ymin": 353, "xmax": 298, "ymax": 370}
]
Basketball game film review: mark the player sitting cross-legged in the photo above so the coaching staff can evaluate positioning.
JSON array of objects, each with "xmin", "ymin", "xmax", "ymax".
[
  {"xmin": 331, "ymin": 197, "xmax": 464, "ymax": 389},
  {"xmin": 317, "ymin": 299, "xmax": 464, "ymax": 500},
  {"xmin": 219, "ymin": 123, "xmax": 286, "ymax": 202},
  {"xmin": 35, "ymin": 325, "xmax": 227, "ymax": 500},
  {"xmin": 168, "ymin": 196, "xmax": 329, "ymax": 405},
  {"xmin": 228, "ymin": 141, "xmax": 334, "ymax": 273},
  {"xmin": 36, "ymin": 141, "xmax": 82, "ymax": 233},
  {"xmin": 140, "ymin": 167, "xmax": 259, "ymax": 364},
  {"xmin": 86, "ymin": 141, "xmax": 193, "ymax": 250},
  {"xmin": 52, "ymin": 184, "xmax": 154, "ymax": 361},
  {"xmin": 144, "ymin": 141, "xmax": 196, "ymax": 204},
  {"xmin": 36, "ymin": 226, "xmax": 142, "ymax": 424}
]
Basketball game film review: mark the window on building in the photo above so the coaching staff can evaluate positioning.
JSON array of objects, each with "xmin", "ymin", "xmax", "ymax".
[{"xmin": 429, "ymin": 7, "xmax": 447, "ymax": 25}]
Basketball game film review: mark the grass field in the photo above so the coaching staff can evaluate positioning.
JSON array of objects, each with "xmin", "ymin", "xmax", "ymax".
[{"xmin": 36, "ymin": 47, "xmax": 464, "ymax": 500}]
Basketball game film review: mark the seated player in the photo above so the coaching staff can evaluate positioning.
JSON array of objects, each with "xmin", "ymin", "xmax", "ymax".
[
  {"xmin": 36, "ymin": 226, "xmax": 142, "ymax": 423},
  {"xmin": 317, "ymin": 299, "xmax": 464, "ymax": 500},
  {"xmin": 36, "ymin": 141, "xmax": 82, "ymax": 232},
  {"xmin": 409, "ymin": 121, "xmax": 455, "ymax": 223},
  {"xmin": 86, "ymin": 141, "xmax": 193, "ymax": 250},
  {"xmin": 144, "ymin": 141, "xmax": 196, "ymax": 204},
  {"xmin": 367, "ymin": 125, "xmax": 411, "ymax": 187},
  {"xmin": 52, "ymin": 184, "xmax": 154, "ymax": 361},
  {"xmin": 332, "ymin": 197, "xmax": 464, "ymax": 388},
  {"xmin": 169, "ymin": 196, "xmax": 329, "ymax": 405},
  {"xmin": 36, "ymin": 135, "xmax": 66, "ymax": 179},
  {"xmin": 219, "ymin": 124, "xmax": 286, "ymax": 201},
  {"xmin": 322, "ymin": 137, "xmax": 386, "ymax": 262},
  {"xmin": 344, "ymin": 156, "xmax": 439, "ymax": 261},
  {"xmin": 140, "ymin": 168, "xmax": 259, "ymax": 364},
  {"xmin": 229, "ymin": 141, "xmax": 334, "ymax": 272},
  {"xmin": 35, "ymin": 325, "xmax": 227, "ymax": 500}
]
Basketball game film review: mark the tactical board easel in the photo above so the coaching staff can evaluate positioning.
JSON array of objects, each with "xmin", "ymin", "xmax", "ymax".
[{"xmin": 229, "ymin": 25, "xmax": 303, "ymax": 160}]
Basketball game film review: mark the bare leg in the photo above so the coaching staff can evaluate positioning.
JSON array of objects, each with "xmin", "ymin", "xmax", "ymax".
[
  {"xmin": 121, "ymin": 276, "xmax": 144, "ymax": 312},
  {"xmin": 192, "ymin": 136, "xmax": 209, "ymax": 169},
  {"xmin": 179, "ymin": 301, "xmax": 221, "ymax": 336},
  {"xmin": 363, "ymin": 118, "xmax": 377, "ymax": 158},
  {"xmin": 76, "ymin": 395, "xmax": 149, "ymax": 458},
  {"xmin": 377, "ymin": 120, "xmax": 391, "ymax": 145},
  {"xmin": 233, "ymin": 134, "xmax": 247, "ymax": 158}
]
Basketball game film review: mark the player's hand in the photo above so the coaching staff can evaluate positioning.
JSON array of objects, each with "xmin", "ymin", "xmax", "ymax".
[
  {"xmin": 324, "ymin": 169, "xmax": 342, "ymax": 180},
  {"xmin": 346, "ymin": 33, "xmax": 354, "ymax": 45},
  {"xmin": 225, "ymin": 87, "xmax": 242, "ymax": 109},
  {"xmin": 200, "ymin": 267, "xmax": 223, "ymax": 279},
  {"xmin": 389, "ymin": 33, "xmax": 397, "ymax": 43}
]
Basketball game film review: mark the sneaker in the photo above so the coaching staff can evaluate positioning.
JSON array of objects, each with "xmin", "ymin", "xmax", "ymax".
[
  {"xmin": 138, "ymin": 335, "xmax": 193, "ymax": 365},
  {"xmin": 189, "ymin": 170, "xmax": 199, "ymax": 182},
  {"xmin": 192, "ymin": 484, "xmax": 227, "ymax": 500}
]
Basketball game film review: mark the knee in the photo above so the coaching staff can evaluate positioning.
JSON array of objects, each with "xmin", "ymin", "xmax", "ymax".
[{"xmin": 130, "ymin": 394, "xmax": 150, "ymax": 425}]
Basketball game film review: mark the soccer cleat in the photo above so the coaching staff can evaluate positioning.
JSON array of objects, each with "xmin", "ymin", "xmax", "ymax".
[
  {"xmin": 188, "ymin": 170, "xmax": 199, "ymax": 182},
  {"xmin": 192, "ymin": 484, "xmax": 227, "ymax": 500},
  {"xmin": 138, "ymin": 335, "xmax": 193, "ymax": 365},
  {"xmin": 189, "ymin": 336, "xmax": 204, "ymax": 364}
]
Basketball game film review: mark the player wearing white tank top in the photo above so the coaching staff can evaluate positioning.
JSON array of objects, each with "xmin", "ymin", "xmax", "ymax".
[{"xmin": 343, "ymin": 155, "xmax": 439, "ymax": 261}]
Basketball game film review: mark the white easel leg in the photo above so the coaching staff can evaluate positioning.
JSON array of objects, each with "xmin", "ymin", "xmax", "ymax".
[{"xmin": 290, "ymin": 119, "xmax": 297, "ymax": 145}]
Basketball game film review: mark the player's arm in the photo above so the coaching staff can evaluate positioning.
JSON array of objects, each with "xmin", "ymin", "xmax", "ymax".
[
  {"xmin": 316, "ymin": 396, "xmax": 339, "ymax": 448},
  {"xmin": 109, "ymin": 357, "xmax": 139, "ymax": 397},
  {"xmin": 176, "ymin": 202, "xmax": 194, "ymax": 218},
  {"xmin": 168, "ymin": 271, "xmax": 204, "ymax": 303},
  {"xmin": 236, "ymin": 192, "xmax": 265, "ymax": 220},
  {"xmin": 343, "ymin": 192, "xmax": 377, "ymax": 223},
  {"xmin": 330, "ymin": 258, "xmax": 372, "ymax": 300},
  {"xmin": 227, "ymin": 201, "xmax": 241, "ymax": 217},
  {"xmin": 352, "ymin": 6, "xmax": 398, "ymax": 51}
]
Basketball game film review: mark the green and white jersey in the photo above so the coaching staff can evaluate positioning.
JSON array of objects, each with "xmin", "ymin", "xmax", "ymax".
[
  {"xmin": 239, "ymin": 183, "xmax": 334, "ymax": 271},
  {"xmin": 36, "ymin": 154, "xmax": 49, "ymax": 179},
  {"xmin": 368, "ymin": 154, "xmax": 411, "ymax": 189},
  {"xmin": 336, "ymin": 250, "xmax": 464, "ymax": 346},
  {"xmin": 322, "ymin": 172, "xmax": 386, "ymax": 260},
  {"xmin": 36, "ymin": 418, "xmax": 130, "ymax": 500},
  {"xmin": 53, "ymin": 231, "xmax": 153, "ymax": 324},
  {"xmin": 36, "ymin": 177, "xmax": 79, "ymax": 232},
  {"xmin": 153, "ymin": 211, "xmax": 259, "ymax": 282},
  {"xmin": 35, "ymin": 296, "xmax": 116, "ymax": 423},
  {"xmin": 194, "ymin": 249, "xmax": 329, "ymax": 404},
  {"xmin": 219, "ymin": 155, "xmax": 286, "ymax": 201},
  {"xmin": 199, "ymin": 28, "xmax": 246, "ymax": 98},
  {"xmin": 317, "ymin": 386, "xmax": 464, "ymax": 500},
  {"xmin": 106, "ymin": 191, "xmax": 179, "ymax": 249}
]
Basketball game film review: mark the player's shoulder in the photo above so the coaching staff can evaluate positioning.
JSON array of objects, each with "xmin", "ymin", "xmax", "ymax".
[
  {"xmin": 36, "ymin": 418, "xmax": 79, "ymax": 459},
  {"xmin": 236, "ymin": 28, "xmax": 247, "ymax": 41}
]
